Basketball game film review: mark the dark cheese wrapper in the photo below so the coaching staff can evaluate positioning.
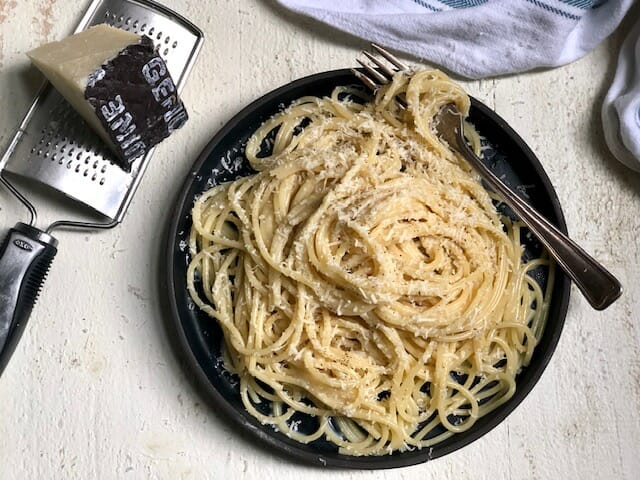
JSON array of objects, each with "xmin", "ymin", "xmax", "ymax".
[{"xmin": 85, "ymin": 36, "xmax": 188, "ymax": 172}]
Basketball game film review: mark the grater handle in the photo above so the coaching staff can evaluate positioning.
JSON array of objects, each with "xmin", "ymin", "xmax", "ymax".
[{"xmin": 0, "ymin": 223, "xmax": 57, "ymax": 376}]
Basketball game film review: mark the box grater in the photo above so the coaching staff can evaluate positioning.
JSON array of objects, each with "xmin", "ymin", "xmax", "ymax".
[{"xmin": 0, "ymin": 0, "xmax": 203, "ymax": 375}]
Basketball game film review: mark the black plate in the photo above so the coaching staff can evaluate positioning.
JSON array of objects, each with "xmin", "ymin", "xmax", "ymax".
[{"xmin": 164, "ymin": 69, "xmax": 571, "ymax": 469}]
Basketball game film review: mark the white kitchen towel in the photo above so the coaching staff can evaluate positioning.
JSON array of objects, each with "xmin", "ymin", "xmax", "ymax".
[
  {"xmin": 277, "ymin": 0, "xmax": 640, "ymax": 170},
  {"xmin": 602, "ymin": 17, "xmax": 640, "ymax": 172},
  {"xmin": 276, "ymin": 0, "xmax": 635, "ymax": 79}
]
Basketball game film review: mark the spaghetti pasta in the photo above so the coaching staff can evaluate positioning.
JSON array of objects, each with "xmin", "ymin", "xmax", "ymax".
[{"xmin": 187, "ymin": 70, "xmax": 554, "ymax": 455}]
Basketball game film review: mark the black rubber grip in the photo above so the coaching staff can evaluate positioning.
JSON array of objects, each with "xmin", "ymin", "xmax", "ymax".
[{"xmin": 0, "ymin": 223, "xmax": 58, "ymax": 376}]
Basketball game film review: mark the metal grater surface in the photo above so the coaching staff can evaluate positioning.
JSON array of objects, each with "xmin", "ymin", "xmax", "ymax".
[{"xmin": 0, "ymin": 0, "xmax": 203, "ymax": 222}]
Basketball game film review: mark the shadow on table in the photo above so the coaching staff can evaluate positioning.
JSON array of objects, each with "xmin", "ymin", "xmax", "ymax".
[
  {"xmin": 261, "ymin": 0, "xmax": 364, "ymax": 50},
  {"xmin": 259, "ymin": 0, "xmax": 468, "ymax": 81}
]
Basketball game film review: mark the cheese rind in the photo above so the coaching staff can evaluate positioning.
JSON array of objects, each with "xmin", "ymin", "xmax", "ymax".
[{"xmin": 27, "ymin": 24, "xmax": 188, "ymax": 171}]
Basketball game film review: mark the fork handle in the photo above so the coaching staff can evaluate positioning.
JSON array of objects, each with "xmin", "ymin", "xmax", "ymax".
[{"xmin": 454, "ymin": 135, "xmax": 622, "ymax": 310}]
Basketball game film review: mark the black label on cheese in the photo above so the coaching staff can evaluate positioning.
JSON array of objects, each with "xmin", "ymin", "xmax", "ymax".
[{"xmin": 85, "ymin": 36, "xmax": 188, "ymax": 172}]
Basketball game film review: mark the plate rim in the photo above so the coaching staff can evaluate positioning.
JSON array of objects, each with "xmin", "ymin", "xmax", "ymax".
[{"xmin": 164, "ymin": 68, "xmax": 571, "ymax": 469}]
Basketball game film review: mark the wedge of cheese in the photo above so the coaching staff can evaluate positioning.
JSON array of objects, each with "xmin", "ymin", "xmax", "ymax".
[{"xmin": 28, "ymin": 24, "xmax": 188, "ymax": 171}]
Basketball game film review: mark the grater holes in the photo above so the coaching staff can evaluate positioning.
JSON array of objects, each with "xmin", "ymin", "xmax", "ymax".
[
  {"xmin": 42, "ymin": 129, "xmax": 111, "ymax": 179},
  {"xmin": 99, "ymin": 178, "xmax": 106, "ymax": 186},
  {"xmin": 172, "ymin": 41, "xmax": 178, "ymax": 49},
  {"xmin": 123, "ymin": 17, "xmax": 135, "ymax": 32},
  {"xmin": 148, "ymin": 27, "xmax": 155, "ymax": 36},
  {"xmin": 140, "ymin": 23, "xmax": 146, "ymax": 32},
  {"xmin": 164, "ymin": 36, "xmax": 170, "ymax": 44},
  {"xmin": 163, "ymin": 48, "xmax": 169, "ymax": 57},
  {"xmin": 156, "ymin": 31, "xmax": 162, "ymax": 40}
]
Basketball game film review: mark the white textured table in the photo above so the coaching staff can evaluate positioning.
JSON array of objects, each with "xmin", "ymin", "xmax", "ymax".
[{"xmin": 1, "ymin": 1, "xmax": 639, "ymax": 478}]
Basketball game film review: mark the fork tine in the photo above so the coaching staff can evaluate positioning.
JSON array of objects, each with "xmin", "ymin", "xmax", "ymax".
[
  {"xmin": 350, "ymin": 68, "xmax": 379, "ymax": 91},
  {"xmin": 371, "ymin": 43, "xmax": 408, "ymax": 71},
  {"xmin": 356, "ymin": 59, "xmax": 389, "ymax": 85},
  {"xmin": 362, "ymin": 51, "xmax": 397, "ymax": 79},
  {"xmin": 352, "ymin": 43, "xmax": 409, "ymax": 94}
]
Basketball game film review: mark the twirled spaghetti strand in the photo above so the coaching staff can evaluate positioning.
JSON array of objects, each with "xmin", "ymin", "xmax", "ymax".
[{"xmin": 187, "ymin": 70, "xmax": 554, "ymax": 455}]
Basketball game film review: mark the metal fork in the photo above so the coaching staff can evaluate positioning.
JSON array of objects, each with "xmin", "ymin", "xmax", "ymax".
[{"xmin": 352, "ymin": 44, "xmax": 622, "ymax": 310}]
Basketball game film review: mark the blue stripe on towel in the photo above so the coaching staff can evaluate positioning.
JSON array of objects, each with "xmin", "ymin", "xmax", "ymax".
[
  {"xmin": 558, "ymin": 0, "xmax": 610, "ymax": 9},
  {"xmin": 411, "ymin": 0, "xmax": 442, "ymax": 11},
  {"xmin": 525, "ymin": 0, "xmax": 582, "ymax": 19},
  {"xmin": 413, "ymin": 0, "xmax": 597, "ymax": 17},
  {"xmin": 558, "ymin": 0, "xmax": 593, "ymax": 8},
  {"xmin": 438, "ymin": 0, "xmax": 489, "ymax": 8}
]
